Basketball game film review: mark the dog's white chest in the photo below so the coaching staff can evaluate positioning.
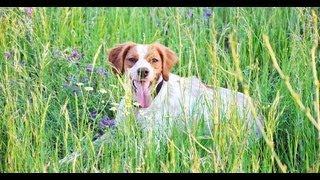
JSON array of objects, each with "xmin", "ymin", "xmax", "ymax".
[{"xmin": 133, "ymin": 74, "xmax": 217, "ymax": 138}]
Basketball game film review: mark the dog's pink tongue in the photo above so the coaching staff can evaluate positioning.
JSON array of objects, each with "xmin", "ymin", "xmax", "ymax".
[{"xmin": 135, "ymin": 81, "xmax": 152, "ymax": 108}]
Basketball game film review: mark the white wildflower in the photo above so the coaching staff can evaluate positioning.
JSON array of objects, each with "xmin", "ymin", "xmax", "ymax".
[
  {"xmin": 84, "ymin": 86, "xmax": 93, "ymax": 91},
  {"xmin": 99, "ymin": 88, "xmax": 107, "ymax": 94},
  {"xmin": 76, "ymin": 82, "xmax": 84, "ymax": 86},
  {"xmin": 110, "ymin": 106, "xmax": 117, "ymax": 112}
]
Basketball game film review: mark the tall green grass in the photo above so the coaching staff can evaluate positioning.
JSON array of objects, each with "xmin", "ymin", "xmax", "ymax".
[{"xmin": 0, "ymin": 7, "xmax": 319, "ymax": 172}]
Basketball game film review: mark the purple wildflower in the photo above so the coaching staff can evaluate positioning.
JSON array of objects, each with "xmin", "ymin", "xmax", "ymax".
[
  {"xmin": 99, "ymin": 116, "xmax": 116, "ymax": 128},
  {"xmin": 67, "ymin": 75, "xmax": 77, "ymax": 84},
  {"xmin": 203, "ymin": 7, "xmax": 212, "ymax": 20},
  {"xmin": 62, "ymin": 82, "xmax": 80, "ymax": 95},
  {"xmin": 187, "ymin": 9, "xmax": 193, "ymax": 19},
  {"xmin": 80, "ymin": 76, "xmax": 89, "ymax": 84},
  {"xmin": 25, "ymin": 7, "xmax": 33, "ymax": 17},
  {"xmin": 4, "ymin": 51, "xmax": 12, "ymax": 60},
  {"xmin": 71, "ymin": 49, "xmax": 81, "ymax": 59},
  {"xmin": 96, "ymin": 67, "xmax": 108, "ymax": 77},
  {"xmin": 94, "ymin": 115, "xmax": 115, "ymax": 140},
  {"xmin": 86, "ymin": 64, "xmax": 94, "ymax": 73},
  {"xmin": 66, "ymin": 48, "xmax": 82, "ymax": 62},
  {"xmin": 70, "ymin": 85, "xmax": 81, "ymax": 94},
  {"xmin": 62, "ymin": 82, "xmax": 70, "ymax": 89},
  {"xmin": 89, "ymin": 110, "xmax": 98, "ymax": 119}
]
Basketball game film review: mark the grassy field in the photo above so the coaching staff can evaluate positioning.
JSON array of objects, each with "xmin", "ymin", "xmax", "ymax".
[{"xmin": 0, "ymin": 7, "xmax": 319, "ymax": 173}]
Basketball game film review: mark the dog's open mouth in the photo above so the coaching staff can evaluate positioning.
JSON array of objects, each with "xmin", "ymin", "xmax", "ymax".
[{"xmin": 132, "ymin": 80, "xmax": 152, "ymax": 108}]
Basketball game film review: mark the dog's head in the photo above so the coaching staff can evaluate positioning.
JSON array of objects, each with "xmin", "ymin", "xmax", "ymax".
[{"xmin": 108, "ymin": 42, "xmax": 178, "ymax": 108}]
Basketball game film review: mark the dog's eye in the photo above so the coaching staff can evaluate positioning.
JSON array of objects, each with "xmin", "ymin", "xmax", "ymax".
[
  {"xmin": 152, "ymin": 58, "xmax": 159, "ymax": 63},
  {"xmin": 128, "ymin": 58, "xmax": 137, "ymax": 62}
]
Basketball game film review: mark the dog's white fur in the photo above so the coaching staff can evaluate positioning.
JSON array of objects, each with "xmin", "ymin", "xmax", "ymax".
[{"xmin": 111, "ymin": 43, "xmax": 264, "ymax": 142}]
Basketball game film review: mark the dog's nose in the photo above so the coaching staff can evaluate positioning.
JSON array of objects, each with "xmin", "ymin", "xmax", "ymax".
[{"xmin": 137, "ymin": 67, "xmax": 149, "ymax": 79}]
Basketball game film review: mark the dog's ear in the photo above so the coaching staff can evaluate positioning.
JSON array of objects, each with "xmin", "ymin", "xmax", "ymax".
[
  {"xmin": 108, "ymin": 42, "xmax": 135, "ymax": 74},
  {"xmin": 153, "ymin": 43, "xmax": 178, "ymax": 81}
]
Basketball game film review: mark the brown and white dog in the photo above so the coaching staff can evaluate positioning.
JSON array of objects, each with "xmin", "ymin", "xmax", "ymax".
[{"xmin": 108, "ymin": 42, "xmax": 264, "ymax": 141}]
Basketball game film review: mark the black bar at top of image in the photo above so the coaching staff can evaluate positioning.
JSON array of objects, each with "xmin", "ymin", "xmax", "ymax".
[{"xmin": 1, "ymin": 0, "xmax": 320, "ymax": 7}]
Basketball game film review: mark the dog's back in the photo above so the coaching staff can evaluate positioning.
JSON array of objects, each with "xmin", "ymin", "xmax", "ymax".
[{"xmin": 115, "ymin": 73, "xmax": 264, "ymax": 142}]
